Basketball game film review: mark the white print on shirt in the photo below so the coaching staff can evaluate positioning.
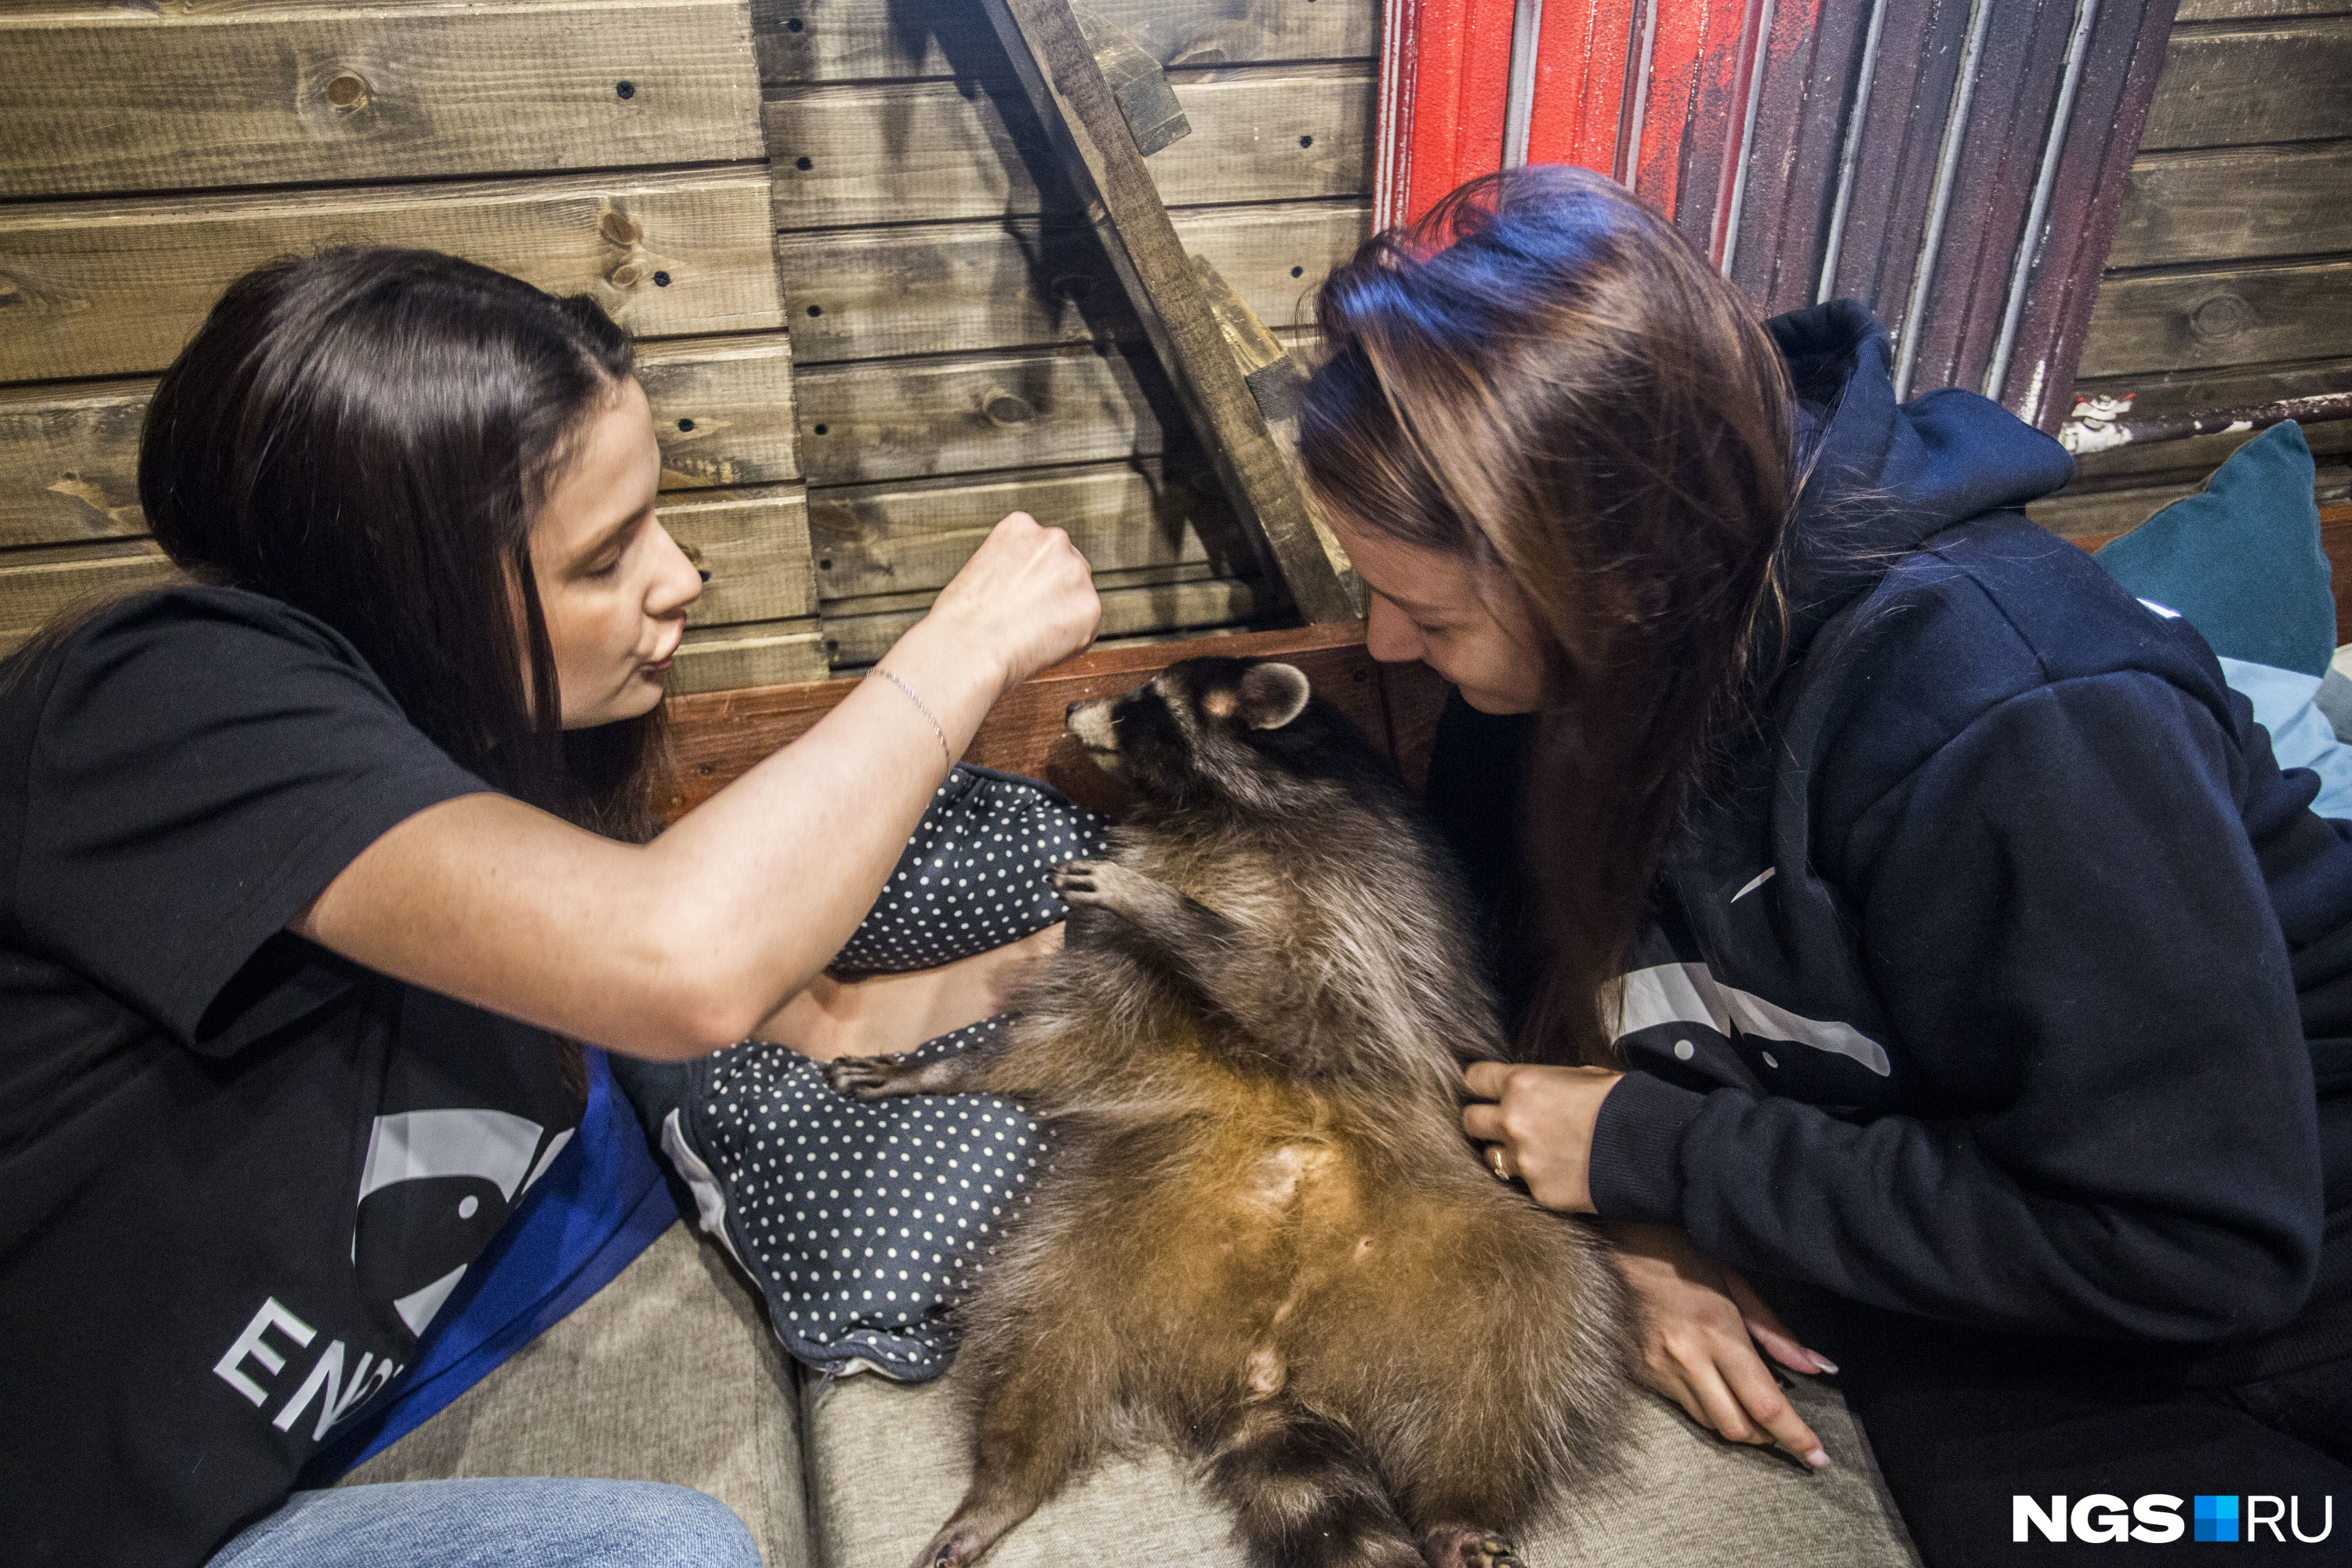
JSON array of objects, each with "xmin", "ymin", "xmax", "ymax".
[
  {"xmin": 205, "ymin": 1106, "xmax": 570, "ymax": 1443},
  {"xmin": 353, "ymin": 1107, "xmax": 568, "ymax": 1334},
  {"xmin": 210, "ymin": 1296, "xmax": 405, "ymax": 1440}
]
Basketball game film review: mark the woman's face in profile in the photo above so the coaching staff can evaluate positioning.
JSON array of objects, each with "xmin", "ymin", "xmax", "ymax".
[
  {"xmin": 528, "ymin": 376, "xmax": 705, "ymax": 728},
  {"xmin": 1326, "ymin": 512, "xmax": 1544, "ymax": 714}
]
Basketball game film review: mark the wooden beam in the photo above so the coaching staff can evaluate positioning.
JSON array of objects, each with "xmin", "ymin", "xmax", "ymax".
[
  {"xmin": 970, "ymin": 0, "xmax": 1357, "ymax": 622},
  {"xmin": 807, "ymin": 459, "xmax": 1246, "ymax": 601},
  {"xmin": 822, "ymin": 564, "xmax": 1277, "ymax": 669},
  {"xmin": 1, "ymin": 334, "xmax": 799, "ymax": 550},
  {"xmin": 764, "ymin": 67, "xmax": 1374, "ymax": 229},
  {"xmin": 0, "ymin": 2, "xmax": 764, "ymax": 200},
  {"xmin": 2108, "ymin": 143, "xmax": 2352, "ymax": 270},
  {"xmin": 674, "ymin": 619, "xmax": 828, "ymax": 691},
  {"xmin": 779, "ymin": 201, "xmax": 1363, "ymax": 367},
  {"xmin": 0, "ymin": 482, "xmax": 816, "ymax": 657},
  {"xmin": 2137, "ymin": 18, "xmax": 2352, "ymax": 151},
  {"xmin": 2076, "ymin": 256, "xmax": 2352, "ymax": 379},
  {"xmin": 753, "ymin": 0, "xmax": 1377, "ymax": 85},
  {"xmin": 0, "ymin": 167, "xmax": 785, "ymax": 383}
]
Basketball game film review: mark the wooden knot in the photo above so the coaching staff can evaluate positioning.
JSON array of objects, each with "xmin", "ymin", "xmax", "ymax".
[
  {"xmin": 983, "ymin": 391, "xmax": 1036, "ymax": 426},
  {"xmin": 600, "ymin": 211, "xmax": 644, "ymax": 247},
  {"xmin": 324, "ymin": 71, "xmax": 369, "ymax": 110},
  {"xmin": 2190, "ymin": 292, "xmax": 2255, "ymax": 342},
  {"xmin": 608, "ymin": 258, "xmax": 648, "ymax": 289}
]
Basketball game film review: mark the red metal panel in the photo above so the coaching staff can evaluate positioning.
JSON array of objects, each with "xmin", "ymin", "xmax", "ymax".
[
  {"xmin": 1381, "ymin": 0, "xmax": 1521, "ymax": 227},
  {"xmin": 1523, "ymin": 0, "xmax": 1642, "ymax": 173},
  {"xmin": 1370, "ymin": 0, "xmax": 2172, "ymax": 425},
  {"xmin": 1683, "ymin": 0, "xmax": 1775, "ymax": 262}
]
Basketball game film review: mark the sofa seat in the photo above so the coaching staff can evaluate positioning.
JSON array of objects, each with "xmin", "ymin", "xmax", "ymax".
[{"xmin": 346, "ymin": 1218, "xmax": 1922, "ymax": 1566}]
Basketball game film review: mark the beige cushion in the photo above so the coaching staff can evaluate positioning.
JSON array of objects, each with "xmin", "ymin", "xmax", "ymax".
[
  {"xmin": 341, "ymin": 1221, "xmax": 815, "ymax": 1568},
  {"xmin": 803, "ymin": 1359, "xmax": 1920, "ymax": 1568}
]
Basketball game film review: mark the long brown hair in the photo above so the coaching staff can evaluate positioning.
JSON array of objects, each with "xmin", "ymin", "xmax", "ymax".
[
  {"xmin": 132, "ymin": 245, "xmax": 670, "ymax": 840},
  {"xmin": 1298, "ymin": 166, "xmax": 1798, "ymax": 1065}
]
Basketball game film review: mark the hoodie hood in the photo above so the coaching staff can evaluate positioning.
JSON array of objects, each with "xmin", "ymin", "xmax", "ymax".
[{"xmin": 1765, "ymin": 300, "xmax": 2076, "ymax": 666}]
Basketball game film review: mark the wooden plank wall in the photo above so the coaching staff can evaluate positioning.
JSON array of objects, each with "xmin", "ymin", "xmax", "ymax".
[
  {"xmin": 2029, "ymin": 0, "xmax": 2352, "ymax": 539},
  {"xmin": 763, "ymin": 0, "xmax": 1380, "ymax": 670},
  {"xmin": 0, "ymin": 0, "xmax": 826, "ymax": 692}
]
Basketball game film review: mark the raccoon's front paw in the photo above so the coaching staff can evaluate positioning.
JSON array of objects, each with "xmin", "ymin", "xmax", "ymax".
[
  {"xmin": 1051, "ymin": 858, "xmax": 1179, "ymax": 924},
  {"xmin": 822, "ymin": 1053, "xmax": 913, "ymax": 1101}
]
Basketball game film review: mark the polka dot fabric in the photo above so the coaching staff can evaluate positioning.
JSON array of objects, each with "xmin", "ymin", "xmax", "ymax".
[
  {"xmin": 691, "ymin": 1018, "xmax": 1048, "ymax": 1379},
  {"xmin": 642, "ymin": 763, "xmax": 1107, "ymax": 1381},
  {"xmin": 830, "ymin": 763, "xmax": 1109, "ymax": 975}
]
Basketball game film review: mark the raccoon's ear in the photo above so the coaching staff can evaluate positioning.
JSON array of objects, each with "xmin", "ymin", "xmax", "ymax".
[{"xmin": 1236, "ymin": 662, "xmax": 1312, "ymax": 730}]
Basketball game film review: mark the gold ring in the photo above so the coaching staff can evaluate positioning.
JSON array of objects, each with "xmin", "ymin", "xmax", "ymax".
[{"xmin": 1487, "ymin": 1145, "xmax": 1511, "ymax": 1183}]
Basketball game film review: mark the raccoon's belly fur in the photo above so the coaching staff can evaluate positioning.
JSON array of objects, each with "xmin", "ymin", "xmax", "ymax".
[{"xmin": 952, "ymin": 1041, "xmax": 1629, "ymax": 1531}]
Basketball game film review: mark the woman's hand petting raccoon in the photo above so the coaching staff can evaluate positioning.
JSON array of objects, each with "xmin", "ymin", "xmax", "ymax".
[
  {"xmin": 1461, "ymin": 1060, "xmax": 1624, "ymax": 1213},
  {"xmin": 1606, "ymin": 1224, "xmax": 1837, "ymax": 1470}
]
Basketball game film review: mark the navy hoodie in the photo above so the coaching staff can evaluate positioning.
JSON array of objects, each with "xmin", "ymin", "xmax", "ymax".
[{"xmin": 1428, "ymin": 303, "xmax": 2352, "ymax": 1377}]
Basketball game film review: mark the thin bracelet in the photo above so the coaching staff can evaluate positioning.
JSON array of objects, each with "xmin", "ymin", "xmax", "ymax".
[{"xmin": 871, "ymin": 666, "xmax": 953, "ymax": 768}]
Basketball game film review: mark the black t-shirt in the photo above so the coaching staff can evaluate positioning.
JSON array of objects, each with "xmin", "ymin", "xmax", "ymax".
[{"xmin": 0, "ymin": 589, "xmax": 583, "ymax": 1567}]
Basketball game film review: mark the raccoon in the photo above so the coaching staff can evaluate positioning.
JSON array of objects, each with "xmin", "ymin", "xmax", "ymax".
[{"xmin": 823, "ymin": 655, "xmax": 1635, "ymax": 1568}]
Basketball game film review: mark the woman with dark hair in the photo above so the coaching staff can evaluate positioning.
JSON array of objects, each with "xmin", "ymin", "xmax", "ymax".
[
  {"xmin": 0, "ymin": 248, "xmax": 1098, "ymax": 1567},
  {"xmin": 1298, "ymin": 166, "xmax": 2351, "ymax": 1565}
]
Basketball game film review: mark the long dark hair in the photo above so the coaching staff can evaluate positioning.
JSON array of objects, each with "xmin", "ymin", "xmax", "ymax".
[
  {"xmin": 136, "ymin": 246, "xmax": 666, "ymax": 840},
  {"xmin": 1299, "ymin": 167, "xmax": 1798, "ymax": 1065}
]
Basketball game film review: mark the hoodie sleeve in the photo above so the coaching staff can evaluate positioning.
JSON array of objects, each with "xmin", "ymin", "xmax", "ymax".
[{"xmin": 1588, "ymin": 669, "xmax": 2327, "ymax": 1341}]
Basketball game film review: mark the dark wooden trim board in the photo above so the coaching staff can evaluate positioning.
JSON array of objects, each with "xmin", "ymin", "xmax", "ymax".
[{"xmin": 660, "ymin": 622, "xmax": 1453, "ymax": 823}]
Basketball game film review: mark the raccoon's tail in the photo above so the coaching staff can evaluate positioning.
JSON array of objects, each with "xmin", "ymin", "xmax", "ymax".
[{"xmin": 1204, "ymin": 1410, "xmax": 1424, "ymax": 1568}]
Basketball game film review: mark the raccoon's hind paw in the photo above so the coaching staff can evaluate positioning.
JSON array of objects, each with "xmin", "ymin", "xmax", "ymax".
[
  {"xmin": 1051, "ymin": 858, "xmax": 1178, "ymax": 924},
  {"xmin": 820, "ymin": 1053, "xmax": 913, "ymax": 1101},
  {"xmin": 1424, "ymin": 1530, "xmax": 1524, "ymax": 1568}
]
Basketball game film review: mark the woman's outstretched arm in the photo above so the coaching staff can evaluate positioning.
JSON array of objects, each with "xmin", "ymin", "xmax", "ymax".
[{"xmin": 293, "ymin": 513, "xmax": 1100, "ymax": 1061}]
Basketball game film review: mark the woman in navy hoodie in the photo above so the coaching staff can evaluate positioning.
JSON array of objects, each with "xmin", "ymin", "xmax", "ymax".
[{"xmin": 1298, "ymin": 166, "xmax": 2351, "ymax": 1565}]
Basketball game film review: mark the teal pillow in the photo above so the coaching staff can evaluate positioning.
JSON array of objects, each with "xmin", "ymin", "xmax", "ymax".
[
  {"xmin": 2095, "ymin": 421, "xmax": 2330, "ymax": 677},
  {"xmin": 2093, "ymin": 422, "xmax": 2350, "ymax": 816}
]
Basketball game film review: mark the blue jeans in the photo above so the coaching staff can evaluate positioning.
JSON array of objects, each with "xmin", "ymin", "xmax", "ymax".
[{"xmin": 209, "ymin": 1478, "xmax": 760, "ymax": 1567}]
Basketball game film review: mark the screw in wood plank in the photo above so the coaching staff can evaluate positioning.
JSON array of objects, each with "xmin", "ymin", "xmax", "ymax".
[
  {"xmin": 677, "ymin": 419, "xmax": 695, "ymax": 432},
  {"xmin": 653, "ymin": 271, "xmax": 671, "ymax": 287},
  {"xmin": 615, "ymin": 81, "xmax": 636, "ymax": 99},
  {"xmin": 808, "ymin": 305, "xmax": 823, "ymax": 317},
  {"xmin": 818, "ymin": 558, "xmax": 833, "ymax": 571},
  {"xmin": 813, "ymin": 424, "xmax": 829, "ymax": 435},
  {"xmin": 786, "ymin": 16, "xmax": 805, "ymax": 30},
  {"xmin": 796, "ymin": 156, "xmax": 814, "ymax": 171},
  {"xmin": 1298, "ymin": 135, "xmax": 1313, "ymax": 147},
  {"xmin": 1290, "ymin": 266, "xmax": 1303, "ymax": 278}
]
